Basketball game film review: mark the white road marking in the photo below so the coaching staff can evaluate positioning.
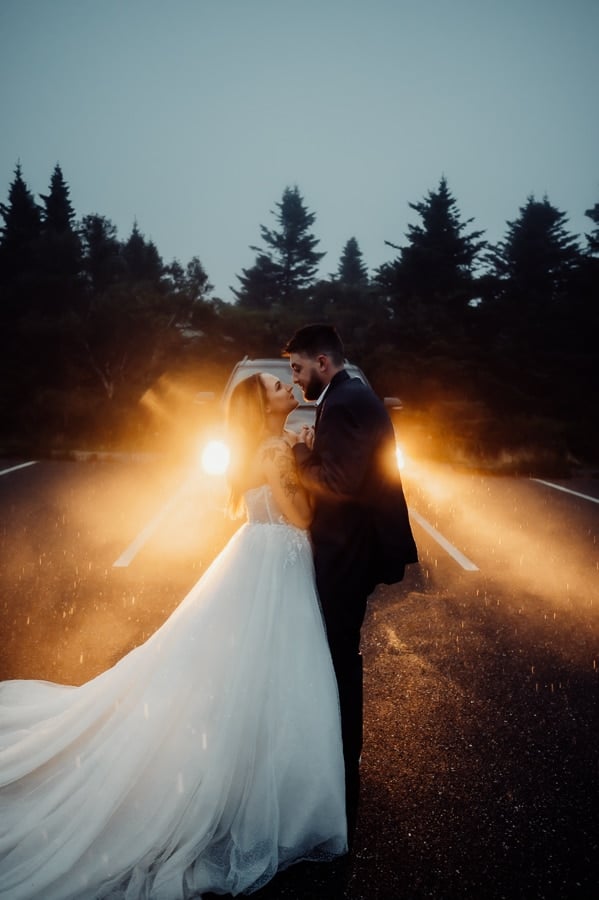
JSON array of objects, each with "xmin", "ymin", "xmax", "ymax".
[
  {"xmin": 409, "ymin": 508, "xmax": 479, "ymax": 571},
  {"xmin": 112, "ymin": 480, "xmax": 191, "ymax": 568},
  {"xmin": 0, "ymin": 460, "xmax": 38, "ymax": 477},
  {"xmin": 531, "ymin": 479, "xmax": 599, "ymax": 505}
]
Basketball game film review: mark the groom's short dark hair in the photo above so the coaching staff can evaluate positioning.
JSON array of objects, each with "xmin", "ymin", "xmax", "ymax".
[{"xmin": 283, "ymin": 324, "xmax": 345, "ymax": 366}]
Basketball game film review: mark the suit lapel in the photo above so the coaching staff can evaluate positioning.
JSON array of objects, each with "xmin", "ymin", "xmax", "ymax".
[
  {"xmin": 314, "ymin": 370, "xmax": 350, "ymax": 432},
  {"xmin": 314, "ymin": 401, "xmax": 324, "ymax": 430}
]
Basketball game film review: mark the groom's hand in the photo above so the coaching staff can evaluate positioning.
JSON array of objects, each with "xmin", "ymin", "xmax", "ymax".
[{"xmin": 300, "ymin": 425, "xmax": 315, "ymax": 450}]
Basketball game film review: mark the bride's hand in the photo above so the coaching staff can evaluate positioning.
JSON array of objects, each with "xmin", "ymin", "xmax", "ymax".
[{"xmin": 283, "ymin": 426, "xmax": 314, "ymax": 450}]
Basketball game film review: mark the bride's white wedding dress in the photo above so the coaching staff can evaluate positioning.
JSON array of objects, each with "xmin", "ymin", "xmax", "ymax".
[{"xmin": 0, "ymin": 484, "xmax": 347, "ymax": 899}]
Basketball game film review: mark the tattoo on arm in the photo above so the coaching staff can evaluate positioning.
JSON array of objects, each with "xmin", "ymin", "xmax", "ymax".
[{"xmin": 262, "ymin": 445, "xmax": 299, "ymax": 500}]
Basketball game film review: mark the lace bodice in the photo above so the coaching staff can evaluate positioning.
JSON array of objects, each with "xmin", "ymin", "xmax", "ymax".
[
  {"xmin": 243, "ymin": 484, "xmax": 309, "ymax": 568},
  {"xmin": 244, "ymin": 483, "xmax": 289, "ymax": 525}
]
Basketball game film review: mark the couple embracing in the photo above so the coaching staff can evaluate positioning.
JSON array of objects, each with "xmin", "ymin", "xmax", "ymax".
[{"xmin": 0, "ymin": 324, "xmax": 417, "ymax": 899}]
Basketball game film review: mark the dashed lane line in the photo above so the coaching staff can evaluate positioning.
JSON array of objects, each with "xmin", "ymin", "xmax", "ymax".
[
  {"xmin": 408, "ymin": 508, "xmax": 479, "ymax": 571},
  {"xmin": 112, "ymin": 479, "xmax": 192, "ymax": 568},
  {"xmin": 531, "ymin": 479, "xmax": 599, "ymax": 505},
  {"xmin": 0, "ymin": 461, "xmax": 38, "ymax": 477}
]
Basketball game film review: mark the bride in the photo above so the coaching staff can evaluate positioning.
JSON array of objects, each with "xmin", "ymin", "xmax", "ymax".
[{"xmin": 0, "ymin": 373, "xmax": 347, "ymax": 900}]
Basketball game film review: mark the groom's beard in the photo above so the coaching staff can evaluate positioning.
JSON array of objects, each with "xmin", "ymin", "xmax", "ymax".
[{"xmin": 303, "ymin": 371, "xmax": 326, "ymax": 402}]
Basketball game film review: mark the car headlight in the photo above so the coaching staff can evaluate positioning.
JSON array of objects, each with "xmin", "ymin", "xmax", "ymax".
[
  {"xmin": 201, "ymin": 439, "xmax": 230, "ymax": 475},
  {"xmin": 396, "ymin": 444, "xmax": 406, "ymax": 471}
]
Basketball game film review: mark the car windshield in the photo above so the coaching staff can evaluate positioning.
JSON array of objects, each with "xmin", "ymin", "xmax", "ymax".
[
  {"xmin": 224, "ymin": 360, "xmax": 309, "ymax": 406},
  {"xmin": 223, "ymin": 359, "xmax": 368, "ymax": 405},
  {"xmin": 222, "ymin": 359, "xmax": 369, "ymax": 430}
]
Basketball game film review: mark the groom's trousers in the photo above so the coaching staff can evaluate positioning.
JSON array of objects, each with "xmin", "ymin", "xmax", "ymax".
[{"xmin": 316, "ymin": 569, "xmax": 371, "ymax": 844}]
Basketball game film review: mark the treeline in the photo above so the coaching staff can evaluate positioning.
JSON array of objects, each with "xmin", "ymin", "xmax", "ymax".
[{"xmin": 1, "ymin": 163, "xmax": 597, "ymax": 468}]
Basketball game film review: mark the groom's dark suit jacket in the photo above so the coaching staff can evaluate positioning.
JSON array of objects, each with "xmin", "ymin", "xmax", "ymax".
[
  {"xmin": 294, "ymin": 368, "xmax": 417, "ymax": 837},
  {"xmin": 293, "ymin": 370, "xmax": 417, "ymax": 607}
]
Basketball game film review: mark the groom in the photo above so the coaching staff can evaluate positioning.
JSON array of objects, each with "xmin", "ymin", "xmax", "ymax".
[{"xmin": 284, "ymin": 324, "xmax": 418, "ymax": 842}]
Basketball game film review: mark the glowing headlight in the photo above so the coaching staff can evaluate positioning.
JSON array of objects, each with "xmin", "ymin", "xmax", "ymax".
[
  {"xmin": 395, "ymin": 444, "xmax": 406, "ymax": 471},
  {"xmin": 201, "ymin": 440, "xmax": 230, "ymax": 475}
]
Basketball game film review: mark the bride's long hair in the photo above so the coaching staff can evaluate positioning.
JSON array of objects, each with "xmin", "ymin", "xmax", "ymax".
[{"xmin": 226, "ymin": 373, "xmax": 268, "ymax": 517}]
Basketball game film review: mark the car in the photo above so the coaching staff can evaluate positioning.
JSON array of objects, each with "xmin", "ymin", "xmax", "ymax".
[{"xmin": 196, "ymin": 357, "xmax": 404, "ymax": 475}]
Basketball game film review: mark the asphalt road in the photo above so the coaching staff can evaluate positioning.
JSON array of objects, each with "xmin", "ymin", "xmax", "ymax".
[{"xmin": 1, "ymin": 456, "xmax": 598, "ymax": 899}]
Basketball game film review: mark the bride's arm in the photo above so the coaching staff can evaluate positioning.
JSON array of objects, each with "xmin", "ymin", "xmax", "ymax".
[{"xmin": 259, "ymin": 439, "xmax": 312, "ymax": 529}]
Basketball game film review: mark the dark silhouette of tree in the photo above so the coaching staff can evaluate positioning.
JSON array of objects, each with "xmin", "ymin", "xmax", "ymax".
[
  {"xmin": 79, "ymin": 214, "xmax": 125, "ymax": 293},
  {"xmin": 234, "ymin": 186, "xmax": 324, "ymax": 307},
  {"xmin": 122, "ymin": 221, "xmax": 164, "ymax": 284},
  {"xmin": 0, "ymin": 163, "xmax": 42, "ymax": 287},
  {"xmin": 36, "ymin": 164, "xmax": 83, "ymax": 313},
  {"xmin": 376, "ymin": 177, "xmax": 486, "ymax": 356},
  {"xmin": 564, "ymin": 199, "xmax": 599, "ymax": 457},
  {"xmin": 73, "ymin": 286, "xmax": 163, "ymax": 401},
  {"xmin": 584, "ymin": 200, "xmax": 599, "ymax": 256},
  {"xmin": 479, "ymin": 195, "xmax": 585, "ymax": 446},
  {"xmin": 378, "ymin": 176, "xmax": 485, "ymax": 307},
  {"xmin": 303, "ymin": 238, "xmax": 392, "ymax": 374},
  {"xmin": 167, "ymin": 256, "xmax": 213, "ymax": 303},
  {"xmin": 0, "ymin": 165, "xmax": 78, "ymax": 436},
  {"xmin": 0, "ymin": 164, "xmax": 43, "ymax": 438},
  {"xmin": 233, "ymin": 254, "xmax": 282, "ymax": 309},
  {"xmin": 166, "ymin": 256, "xmax": 218, "ymax": 336},
  {"xmin": 72, "ymin": 222, "xmax": 180, "ymax": 406},
  {"xmin": 337, "ymin": 236, "xmax": 369, "ymax": 287},
  {"xmin": 1, "ymin": 156, "xmax": 596, "ymax": 464},
  {"xmin": 485, "ymin": 195, "xmax": 580, "ymax": 312},
  {"xmin": 40, "ymin": 163, "xmax": 76, "ymax": 233},
  {"xmin": 374, "ymin": 177, "xmax": 487, "ymax": 415}
]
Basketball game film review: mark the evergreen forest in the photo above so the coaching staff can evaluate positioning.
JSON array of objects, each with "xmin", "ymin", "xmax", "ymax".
[{"xmin": 1, "ymin": 163, "xmax": 597, "ymax": 472}]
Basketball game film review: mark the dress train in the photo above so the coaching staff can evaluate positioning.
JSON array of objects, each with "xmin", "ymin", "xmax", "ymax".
[{"xmin": 0, "ymin": 485, "xmax": 347, "ymax": 899}]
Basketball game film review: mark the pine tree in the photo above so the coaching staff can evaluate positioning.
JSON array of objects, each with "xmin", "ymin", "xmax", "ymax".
[
  {"xmin": 0, "ymin": 164, "xmax": 44, "ymax": 431},
  {"xmin": 378, "ymin": 176, "xmax": 486, "ymax": 312},
  {"xmin": 79, "ymin": 214, "xmax": 124, "ymax": 293},
  {"xmin": 584, "ymin": 201, "xmax": 599, "ymax": 256},
  {"xmin": 232, "ymin": 254, "xmax": 281, "ymax": 309},
  {"xmin": 234, "ymin": 186, "xmax": 324, "ymax": 307},
  {"xmin": 40, "ymin": 163, "xmax": 76, "ymax": 233},
  {"xmin": 569, "ymin": 199, "xmax": 599, "ymax": 439},
  {"xmin": 375, "ymin": 177, "xmax": 486, "ymax": 384},
  {"xmin": 337, "ymin": 237, "xmax": 368, "ymax": 287},
  {"xmin": 485, "ymin": 195, "xmax": 580, "ymax": 308},
  {"xmin": 0, "ymin": 162, "xmax": 42, "ymax": 285},
  {"xmin": 480, "ymin": 195, "xmax": 585, "ymax": 425},
  {"xmin": 122, "ymin": 222, "xmax": 163, "ymax": 284},
  {"xmin": 37, "ymin": 163, "xmax": 83, "ymax": 310}
]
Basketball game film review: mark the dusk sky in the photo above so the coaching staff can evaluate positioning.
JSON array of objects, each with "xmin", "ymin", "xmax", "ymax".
[{"xmin": 1, "ymin": 0, "xmax": 597, "ymax": 301}]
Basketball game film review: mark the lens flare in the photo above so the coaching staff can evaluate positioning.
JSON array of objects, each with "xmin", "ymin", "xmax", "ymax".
[
  {"xmin": 201, "ymin": 440, "xmax": 230, "ymax": 475},
  {"xmin": 396, "ymin": 444, "xmax": 406, "ymax": 471}
]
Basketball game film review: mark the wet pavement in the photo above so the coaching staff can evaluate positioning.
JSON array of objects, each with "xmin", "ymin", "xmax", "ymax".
[
  {"xmin": 2, "ymin": 460, "xmax": 598, "ymax": 898},
  {"xmin": 239, "ymin": 568, "xmax": 599, "ymax": 899}
]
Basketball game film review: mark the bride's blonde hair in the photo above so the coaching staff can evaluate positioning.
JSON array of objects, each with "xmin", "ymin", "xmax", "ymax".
[{"xmin": 226, "ymin": 373, "xmax": 268, "ymax": 517}]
